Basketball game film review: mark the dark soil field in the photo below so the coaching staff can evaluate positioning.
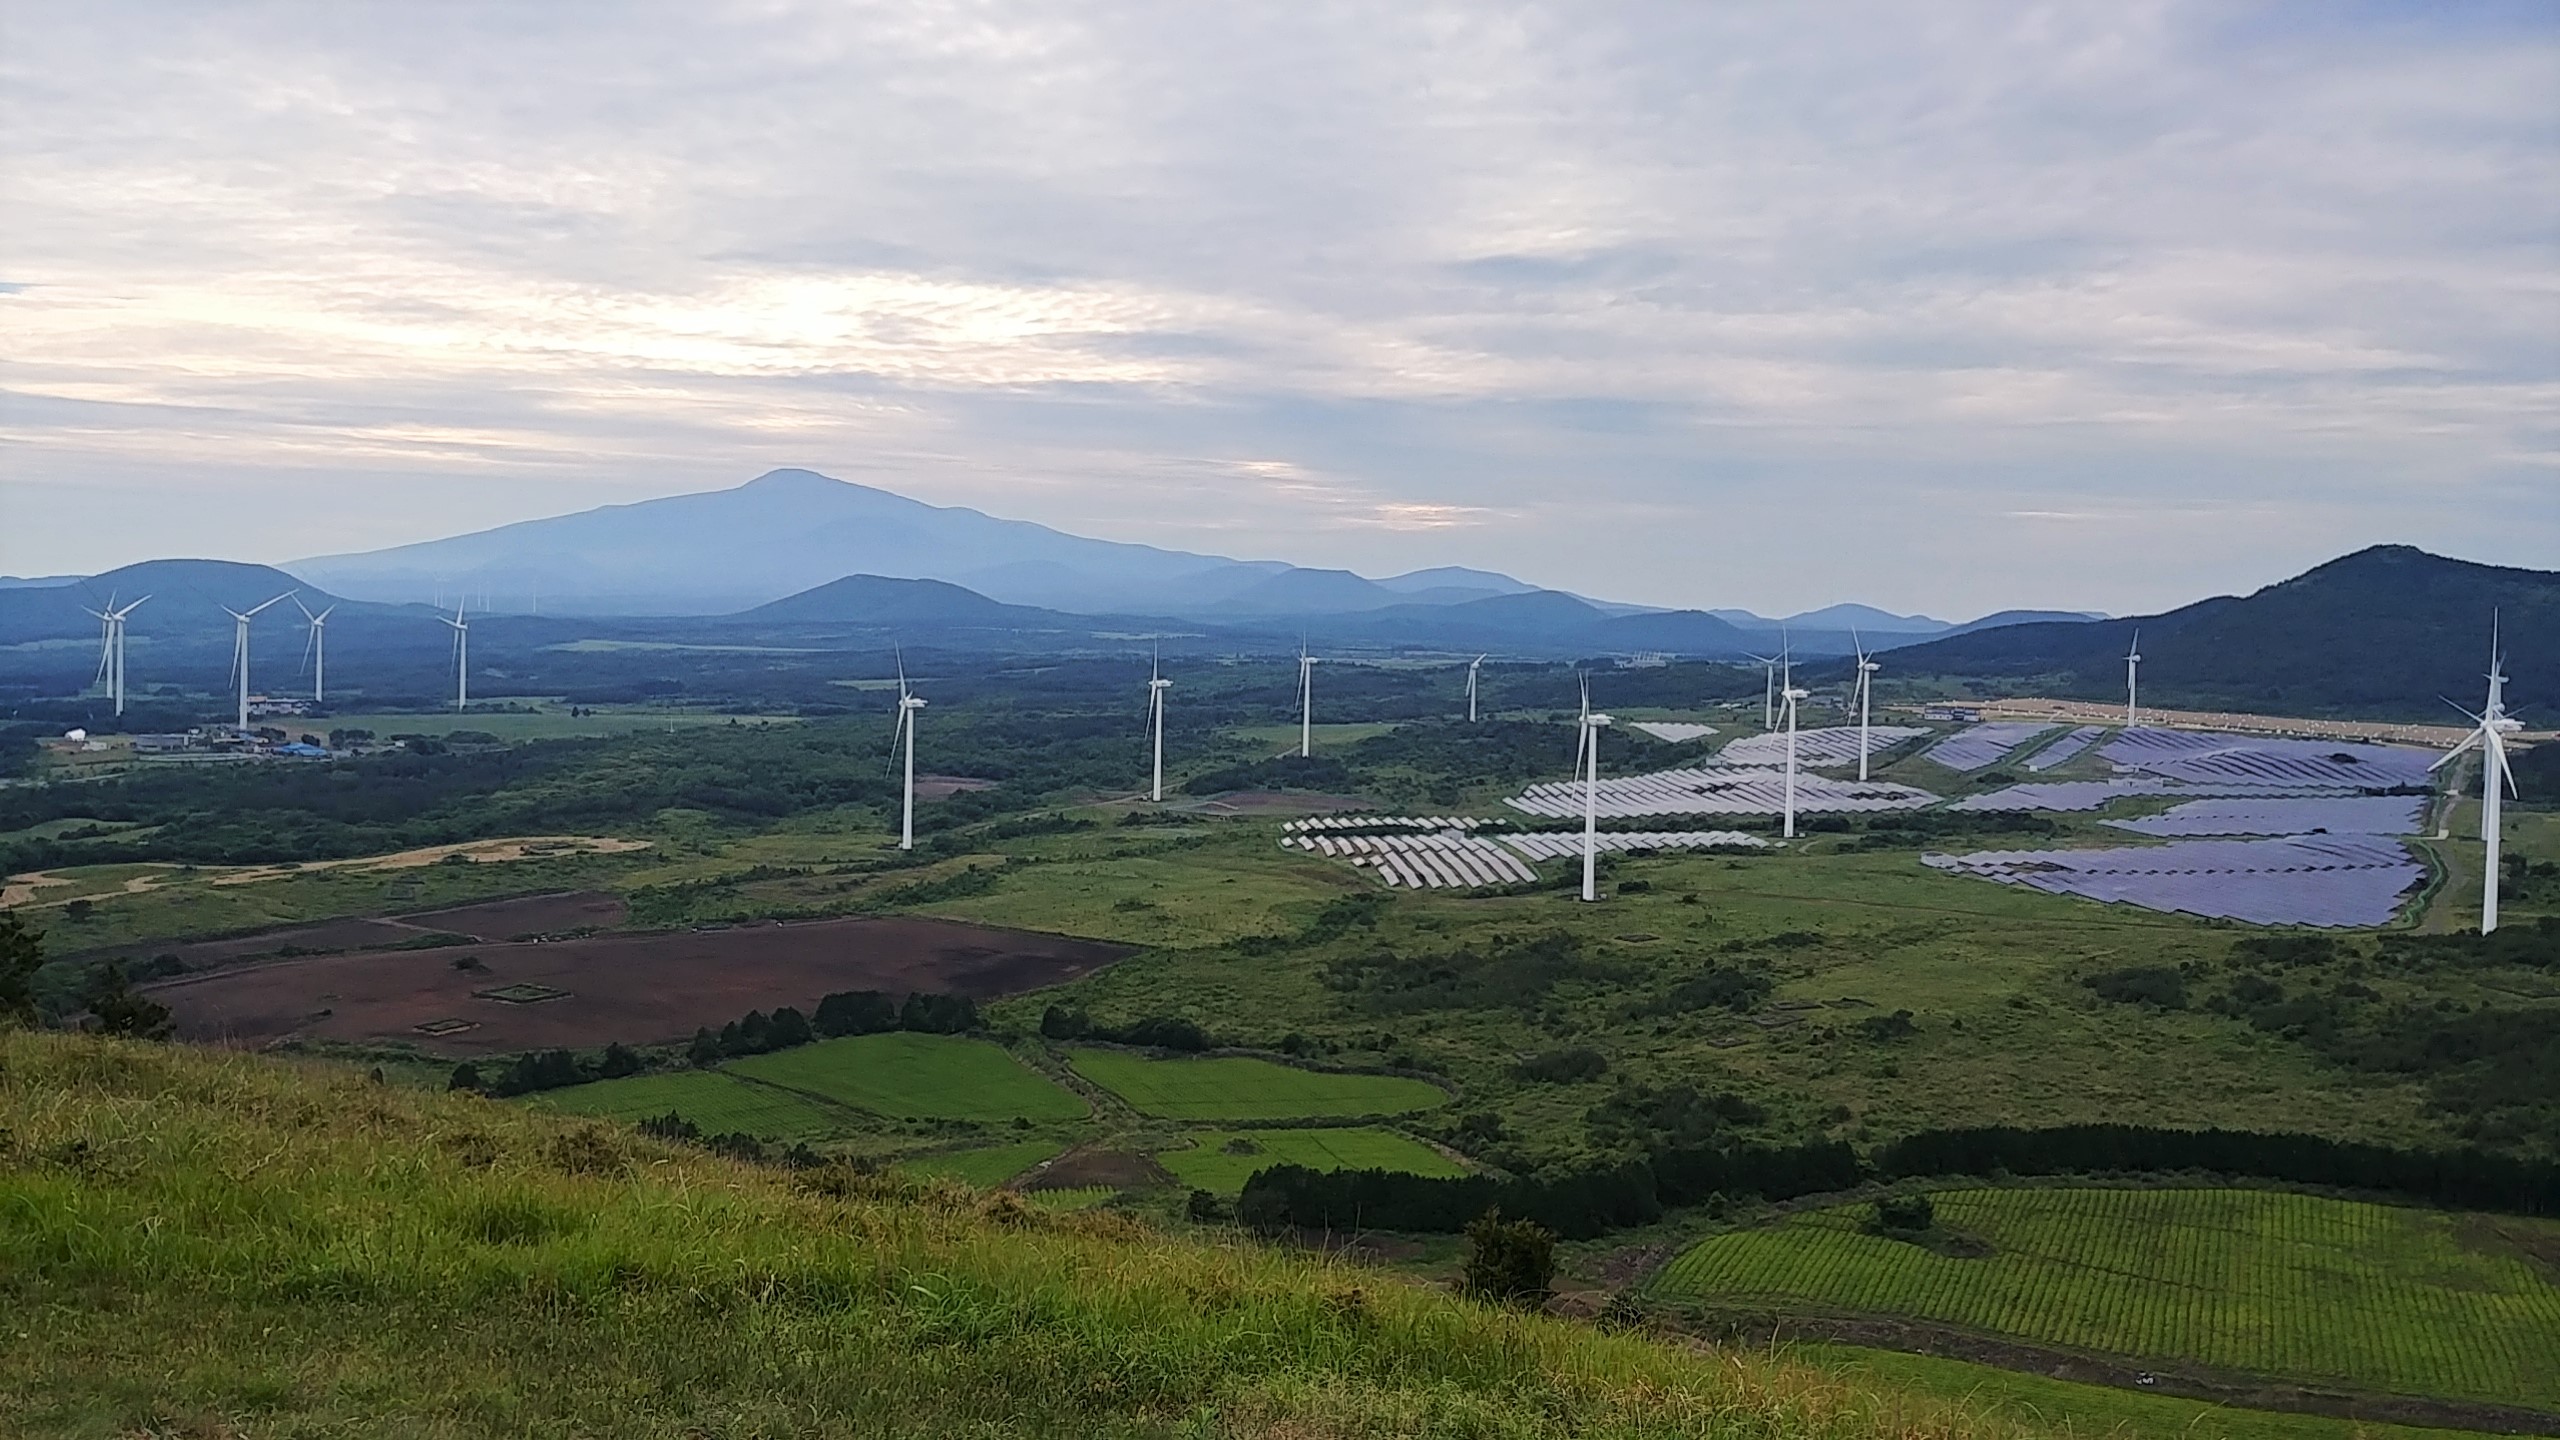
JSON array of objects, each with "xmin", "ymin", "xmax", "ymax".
[
  {"xmin": 148, "ymin": 916, "xmax": 1129, "ymax": 1055},
  {"xmin": 69, "ymin": 892, "xmax": 633, "ymax": 973}
]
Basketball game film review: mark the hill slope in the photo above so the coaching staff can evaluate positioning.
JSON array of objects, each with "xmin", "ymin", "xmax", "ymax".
[
  {"xmin": 1875, "ymin": 547, "xmax": 2556, "ymax": 718},
  {"xmin": 0, "ymin": 1029, "xmax": 1975, "ymax": 1438}
]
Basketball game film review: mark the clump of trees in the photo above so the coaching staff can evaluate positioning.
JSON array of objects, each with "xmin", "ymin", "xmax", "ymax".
[
  {"xmin": 1039, "ymin": 1005, "xmax": 1209, "ymax": 1051},
  {"xmin": 1461, "ymin": 1210, "xmax": 1557, "ymax": 1308}
]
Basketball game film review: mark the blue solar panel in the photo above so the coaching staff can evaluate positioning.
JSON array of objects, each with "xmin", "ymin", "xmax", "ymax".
[
  {"xmin": 2099, "ymin": 728, "xmax": 2437, "ymax": 789},
  {"xmin": 2104, "ymin": 795, "xmax": 2426, "ymax": 838},
  {"xmin": 1920, "ymin": 723, "xmax": 2057, "ymax": 771},
  {"xmin": 1922, "ymin": 836, "xmax": 2421, "ymax": 927},
  {"xmin": 2023, "ymin": 725, "xmax": 2105, "ymax": 772}
]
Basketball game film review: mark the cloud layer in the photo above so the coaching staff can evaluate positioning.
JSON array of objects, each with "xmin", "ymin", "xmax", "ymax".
[{"xmin": 4, "ymin": 1, "xmax": 2553, "ymax": 615}]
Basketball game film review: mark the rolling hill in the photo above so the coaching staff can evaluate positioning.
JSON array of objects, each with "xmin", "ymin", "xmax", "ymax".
[
  {"xmin": 0, "ymin": 1028, "xmax": 1974, "ymax": 1436},
  {"xmin": 1872, "ymin": 546, "xmax": 2556, "ymax": 718}
]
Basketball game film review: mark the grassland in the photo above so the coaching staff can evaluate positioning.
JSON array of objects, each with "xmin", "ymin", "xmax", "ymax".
[
  {"xmin": 1798, "ymin": 1345, "xmax": 2482, "ymax": 1440},
  {"xmin": 1069, "ymin": 1050, "xmax": 1453, "ymax": 1122},
  {"xmin": 895, "ymin": 1139, "xmax": 1070, "ymax": 1188},
  {"xmin": 4, "ymin": 1029, "xmax": 2052, "ymax": 1439},
  {"xmin": 728, "ymin": 1032, "xmax": 1089, "ymax": 1122},
  {"xmin": 530, "ymin": 1070, "xmax": 850, "ymax": 1139},
  {"xmin": 1156, "ymin": 1126, "xmax": 1468, "ymax": 1194},
  {"xmin": 1648, "ymin": 1187, "xmax": 2560, "ymax": 1411}
]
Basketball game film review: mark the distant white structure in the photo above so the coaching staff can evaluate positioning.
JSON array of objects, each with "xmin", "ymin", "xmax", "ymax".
[
  {"xmin": 1146, "ymin": 655, "xmax": 1172, "ymax": 803},
  {"xmin": 1851, "ymin": 634, "xmax": 1882, "ymax": 780},
  {"xmin": 1296, "ymin": 645, "xmax": 1318, "ymax": 758},
  {"xmin": 85, "ymin": 593, "xmax": 148, "ymax": 717},
  {"xmin": 1466, "ymin": 654, "xmax": 1485, "ymax": 723},
  {"xmin": 2433, "ymin": 622, "xmax": 2522, "ymax": 934},
  {"xmin": 893, "ymin": 655, "xmax": 927, "ymax": 850},
  {"xmin": 294, "ymin": 596, "xmax": 337, "ymax": 704},
  {"xmin": 1577, "ymin": 675, "xmax": 1609, "ymax": 901},
  {"xmin": 2124, "ymin": 629, "xmax": 2142, "ymax": 728},
  {"xmin": 224, "ymin": 592, "xmax": 294, "ymax": 731},
  {"xmin": 441, "ymin": 603, "xmax": 470, "ymax": 712},
  {"xmin": 1780, "ymin": 679, "xmax": 1810, "ymax": 838}
]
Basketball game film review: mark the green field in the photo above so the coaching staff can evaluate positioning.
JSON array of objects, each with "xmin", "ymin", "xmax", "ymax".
[
  {"xmin": 1155, "ymin": 1126, "xmax": 1468, "ymax": 1194},
  {"xmin": 727, "ymin": 1033, "xmax": 1088, "ymax": 1122},
  {"xmin": 1649, "ymin": 1187, "xmax": 2560, "ymax": 1411},
  {"xmin": 1068, "ymin": 1050, "xmax": 1451, "ymax": 1121},
  {"xmin": 896, "ymin": 1139, "xmax": 1069, "ymax": 1188},
  {"xmin": 1801, "ymin": 1344, "xmax": 2483, "ymax": 1440},
  {"xmin": 527, "ymin": 1070, "xmax": 847, "ymax": 1138},
  {"xmin": 1023, "ymin": 1186, "xmax": 1117, "ymax": 1211}
]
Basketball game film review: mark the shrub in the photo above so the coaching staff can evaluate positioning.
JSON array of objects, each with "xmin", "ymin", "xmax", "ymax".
[
  {"xmin": 2085, "ymin": 965, "xmax": 2188, "ymax": 1009},
  {"xmin": 1873, "ymin": 1192, "xmax": 1935, "ymax": 1234},
  {"xmin": 1461, "ymin": 1210, "xmax": 1556, "ymax": 1307},
  {"xmin": 1515, "ymin": 1047, "xmax": 1610, "ymax": 1084}
]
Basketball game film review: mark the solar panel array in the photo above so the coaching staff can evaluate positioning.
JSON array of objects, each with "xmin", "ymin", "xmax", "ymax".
[
  {"xmin": 1713, "ymin": 726, "xmax": 1930, "ymax": 768},
  {"xmin": 1279, "ymin": 815, "xmax": 1486, "ymax": 833},
  {"xmin": 2103, "ymin": 795, "xmax": 2427, "ymax": 838},
  {"xmin": 1280, "ymin": 833, "xmax": 1540, "ymax": 886},
  {"xmin": 2100, "ymin": 728, "xmax": 2438, "ymax": 789},
  {"xmin": 1506, "ymin": 766, "xmax": 1939, "ymax": 819},
  {"xmin": 1923, "ymin": 836, "xmax": 2421, "ymax": 927},
  {"xmin": 1947, "ymin": 779, "xmax": 2342, "ymax": 813},
  {"xmin": 1628, "ymin": 722, "xmax": 1718, "ymax": 744},
  {"xmin": 2022, "ymin": 725, "xmax": 2106, "ymax": 772},
  {"xmin": 1499, "ymin": 830, "xmax": 1767, "ymax": 859},
  {"xmin": 1919, "ymin": 723, "xmax": 2057, "ymax": 772}
]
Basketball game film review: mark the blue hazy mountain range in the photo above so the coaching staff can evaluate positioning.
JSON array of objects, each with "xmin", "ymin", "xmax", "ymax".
[{"xmin": 274, "ymin": 468, "xmax": 2084, "ymax": 639}]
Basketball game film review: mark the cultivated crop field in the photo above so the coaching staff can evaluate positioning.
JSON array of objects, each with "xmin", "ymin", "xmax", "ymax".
[
  {"xmin": 1648, "ymin": 1187, "xmax": 2560, "ymax": 1411},
  {"xmin": 532, "ymin": 1070, "xmax": 846, "ymax": 1139},
  {"xmin": 896, "ymin": 1139, "xmax": 1070, "ymax": 1188},
  {"xmin": 1155, "ymin": 1126, "xmax": 1467, "ymax": 1194},
  {"xmin": 728, "ymin": 1033, "xmax": 1088, "ymax": 1122},
  {"xmin": 1068, "ymin": 1051, "xmax": 1451, "ymax": 1122}
]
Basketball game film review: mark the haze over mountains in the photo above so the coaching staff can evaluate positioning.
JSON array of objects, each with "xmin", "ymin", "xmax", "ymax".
[{"xmin": 280, "ymin": 469, "xmax": 2086, "ymax": 643}]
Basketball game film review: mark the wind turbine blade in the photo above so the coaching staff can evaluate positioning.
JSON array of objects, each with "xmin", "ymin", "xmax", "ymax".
[{"xmin": 2429, "ymin": 730, "xmax": 2484, "ymax": 770}]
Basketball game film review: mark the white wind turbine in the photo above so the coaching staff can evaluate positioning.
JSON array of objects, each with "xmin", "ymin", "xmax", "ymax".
[
  {"xmin": 224, "ymin": 592, "xmax": 294, "ymax": 731},
  {"xmin": 2433, "ymin": 620, "xmax": 2522, "ymax": 934},
  {"xmin": 1780, "ymin": 672, "xmax": 1811, "ymax": 839},
  {"xmin": 1466, "ymin": 654, "xmax": 1486, "ymax": 723},
  {"xmin": 294, "ymin": 596, "xmax": 337, "ymax": 704},
  {"xmin": 85, "ymin": 594, "xmax": 149, "ymax": 718},
  {"xmin": 1574, "ymin": 674, "xmax": 1612, "ymax": 902},
  {"xmin": 1146, "ymin": 653, "xmax": 1172, "ymax": 803},
  {"xmin": 1296, "ymin": 644, "xmax": 1318, "ymax": 758},
  {"xmin": 1748, "ymin": 653, "xmax": 1780, "ymax": 730},
  {"xmin": 1851, "ymin": 631, "xmax": 1882, "ymax": 781},
  {"xmin": 441, "ymin": 602, "xmax": 471, "ymax": 712},
  {"xmin": 892, "ymin": 653, "xmax": 928, "ymax": 850},
  {"xmin": 2123, "ymin": 629, "xmax": 2142, "ymax": 728}
]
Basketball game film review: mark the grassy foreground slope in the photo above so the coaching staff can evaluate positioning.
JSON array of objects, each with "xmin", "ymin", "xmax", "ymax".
[{"xmin": 2, "ymin": 1031, "xmax": 1993, "ymax": 1440}]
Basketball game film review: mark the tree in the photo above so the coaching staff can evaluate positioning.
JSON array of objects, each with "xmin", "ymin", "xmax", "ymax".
[
  {"xmin": 598, "ymin": 1042, "xmax": 642, "ymax": 1078},
  {"xmin": 0, "ymin": 909, "xmax": 42, "ymax": 1027},
  {"xmin": 687, "ymin": 1028, "xmax": 723, "ymax": 1067},
  {"xmin": 86, "ymin": 964, "xmax": 173, "ymax": 1041},
  {"xmin": 1873, "ymin": 1192, "xmax": 1935, "ymax": 1235},
  {"xmin": 1039, "ymin": 1004, "xmax": 1090, "ymax": 1040},
  {"xmin": 767, "ymin": 1006, "xmax": 813, "ymax": 1050},
  {"xmin": 1461, "ymin": 1209, "xmax": 1556, "ymax": 1308},
  {"xmin": 448, "ymin": 1062, "xmax": 484, "ymax": 1092},
  {"xmin": 815, "ymin": 989, "xmax": 898, "ymax": 1037}
]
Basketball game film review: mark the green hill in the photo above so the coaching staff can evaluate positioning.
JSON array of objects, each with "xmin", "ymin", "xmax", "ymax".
[
  {"xmin": 0, "ymin": 1029, "xmax": 1975, "ymax": 1438},
  {"xmin": 1870, "ymin": 546, "xmax": 2556, "ymax": 719}
]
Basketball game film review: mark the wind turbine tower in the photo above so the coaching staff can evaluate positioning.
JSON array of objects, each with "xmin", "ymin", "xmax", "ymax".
[
  {"xmin": 294, "ymin": 597, "xmax": 337, "ymax": 704},
  {"xmin": 1852, "ymin": 634, "xmax": 1881, "ymax": 781},
  {"xmin": 1466, "ymin": 655, "xmax": 1485, "ymax": 723},
  {"xmin": 86, "ymin": 595, "xmax": 149, "ymax": 718},
  {"xmin": 893, "ymin": 659, "xmax": 928, "ymax": 850},
  {"xmin": 442, "ymin": 603, "xmax": 473, "ymax": 712},
  {"xmin": 1749, "ymin": 654, "xmax": 1779, "ymax": 730},
  {"xmin": 2124, "ymin": 630, "xmax": 2142, "ymax": 728},
  {"xmin": 1146, "ymin": 656, "xmax": 1172, "ymax": 803},
  {"xmin": 2433, "ymin": 623, "xmax": 2522, "ymax": 933},
  {"xmin": 1780, "ymin": 678, "xmax": 1810, "ymax": 839},
  {"xmin": 1576, "ymin": 676, "xmax": 1612, "ymax": 902},
  {"xmin": 224, "ymin": 592, "xmax": 294, "ymax": 731},
  {"xmin": 1297, "ymin": 647, "xmax": 1318, "ymax": 758}
]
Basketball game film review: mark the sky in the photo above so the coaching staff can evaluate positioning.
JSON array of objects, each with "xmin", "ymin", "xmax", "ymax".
[{"xmin": 2, "ymin": 2, "xmax": 2554, "ymax": 619}]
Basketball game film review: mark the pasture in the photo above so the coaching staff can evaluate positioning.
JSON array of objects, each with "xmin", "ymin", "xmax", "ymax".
[
  {"xmin": 531, "ymin": 1070, "xmax": 846, "ymax": 1139},
  {"xmin": 1155, "ymin": 1126, "xmax": 1467, "ymax": 1194},
  {"xmin": 897, "ymin": 1139, "xmax": 1070, "ymax": 1188},
  {"xmin": 1648, "ymin": 1187, "xmax": 2560, "ymax": 1411},
  {"xmin": 728, "ymin": 1033, "xmax": 1088, "ymax": 1122},
  {"xmin": 1068, "ymin": 1051, "xmax": 1451, "ymax": 1122}
]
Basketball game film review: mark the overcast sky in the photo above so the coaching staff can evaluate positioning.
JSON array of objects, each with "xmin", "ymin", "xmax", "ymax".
[{"xmin": 3, "ymin": 2, "xmax": 2553, "ymax": 617}]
